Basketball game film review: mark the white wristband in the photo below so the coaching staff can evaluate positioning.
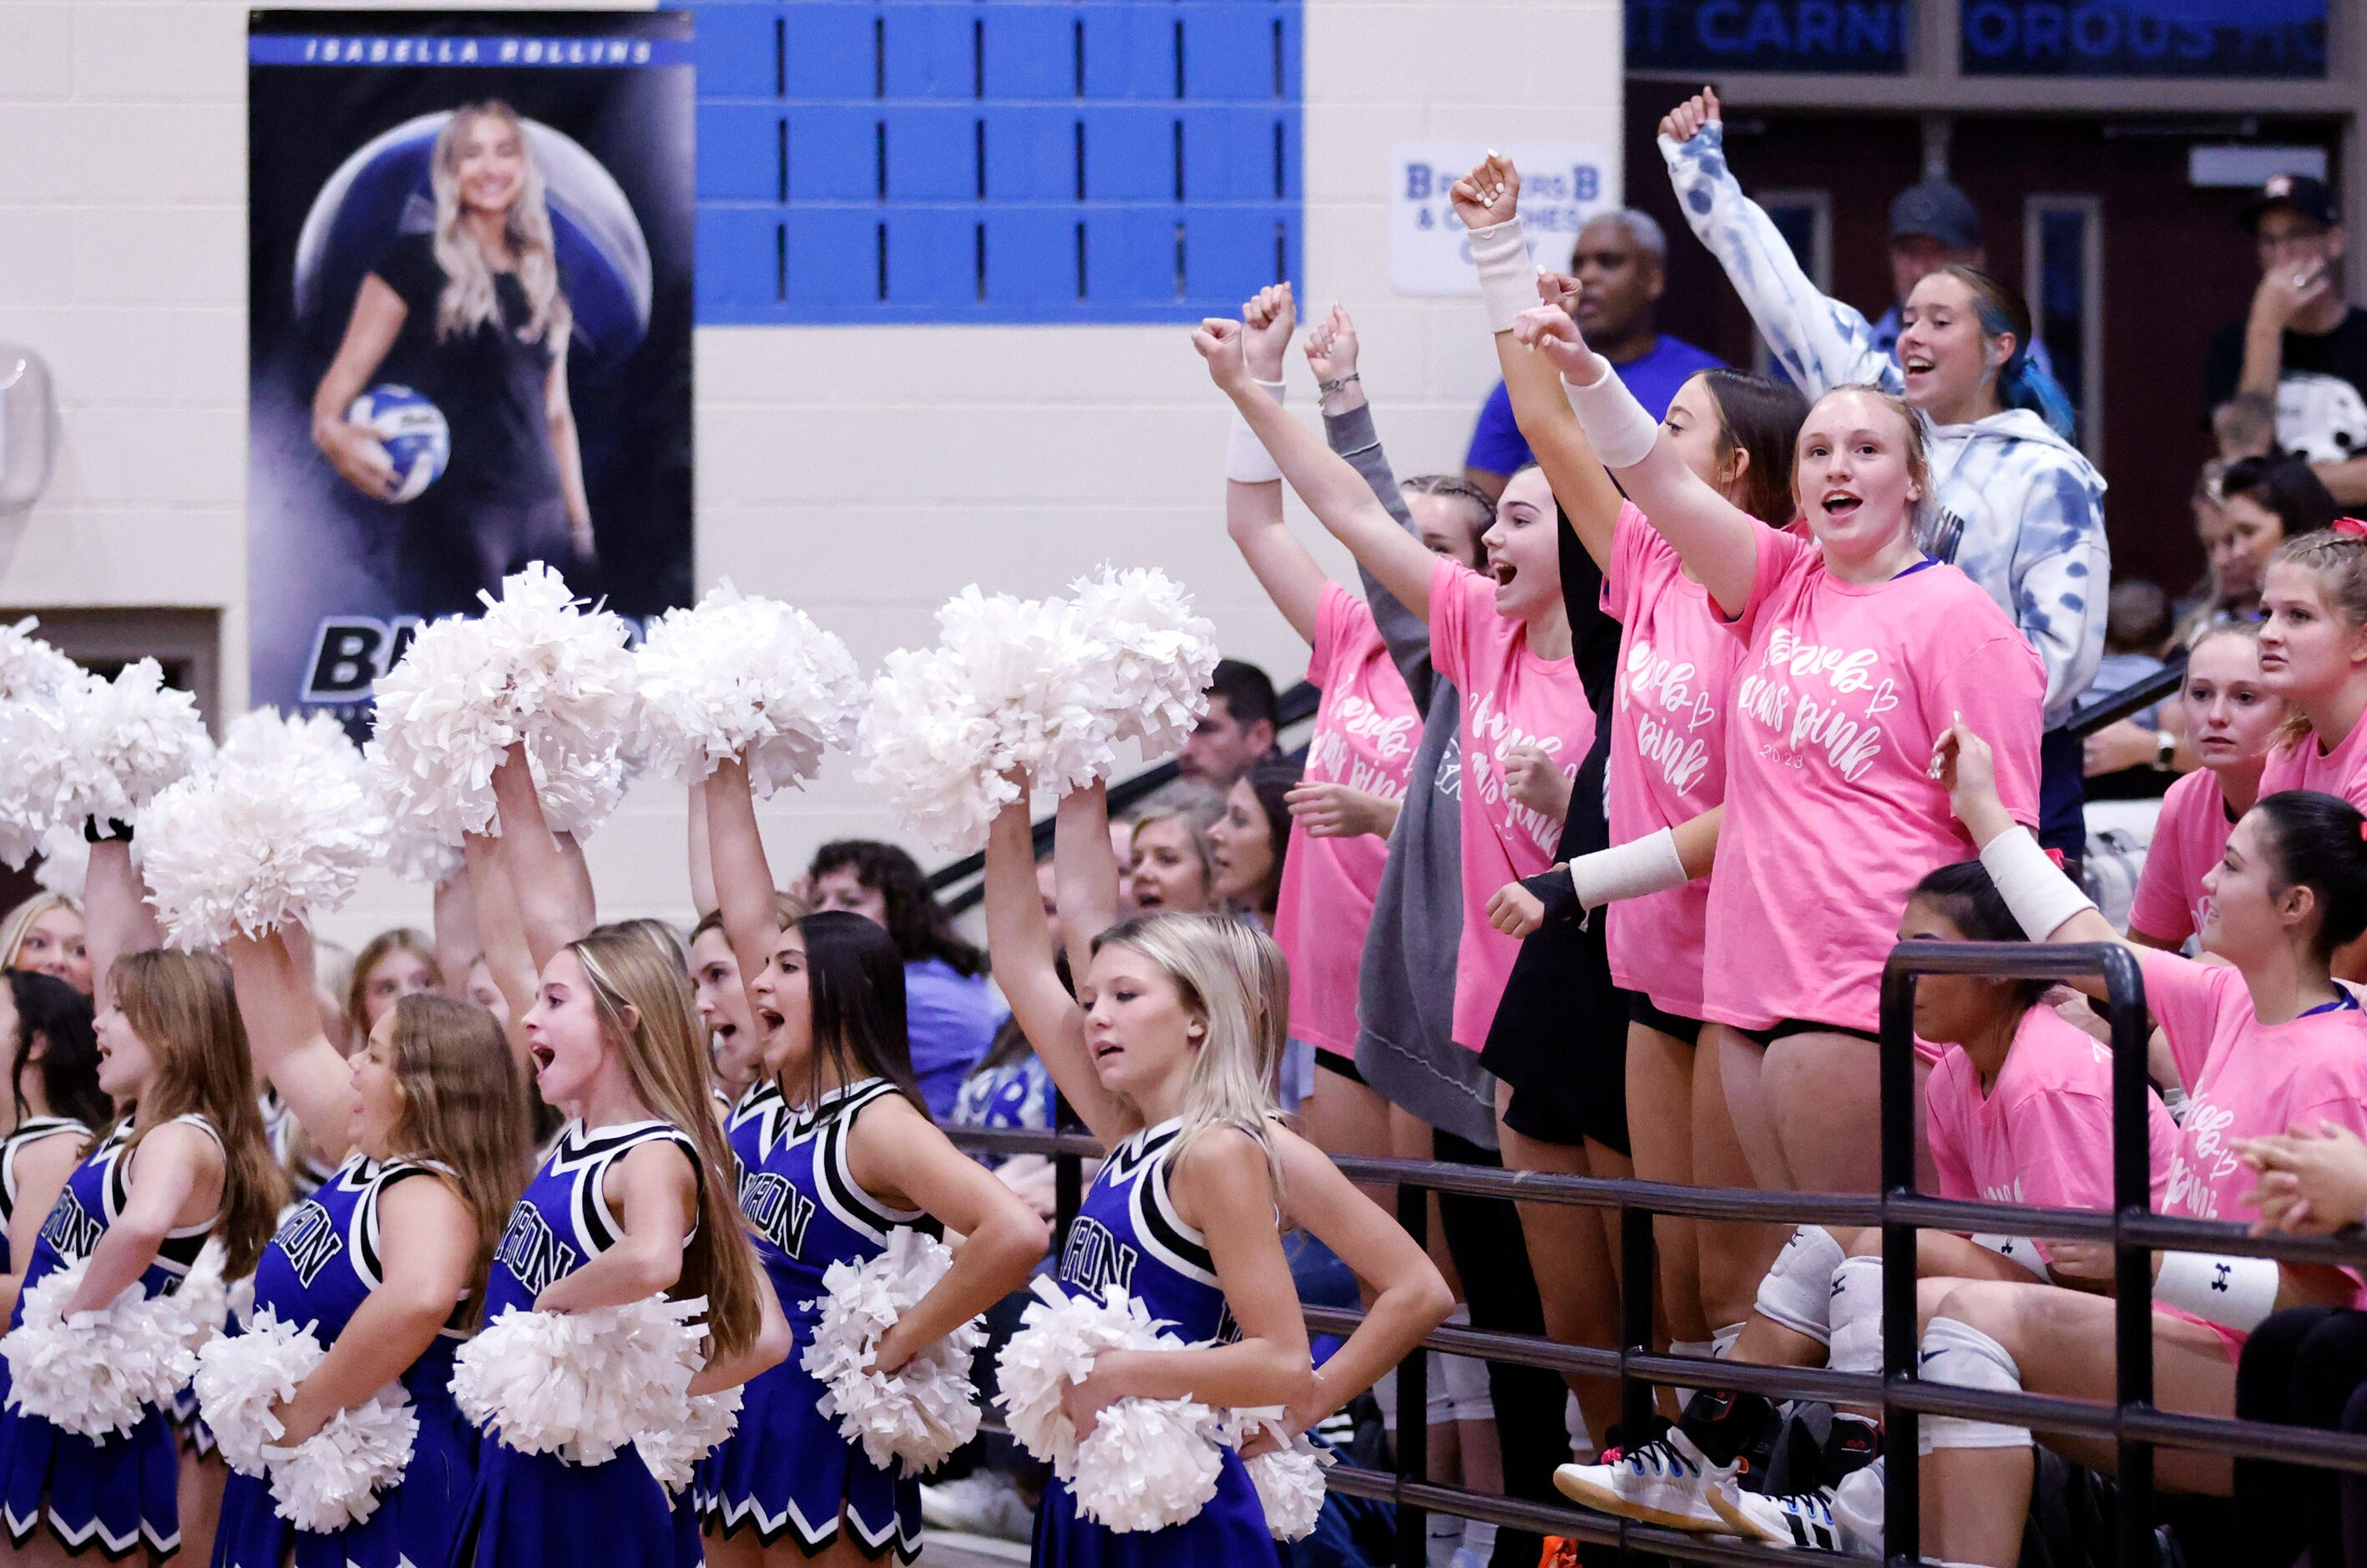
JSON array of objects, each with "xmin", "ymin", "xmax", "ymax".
[
  {"xmin": 1561, "ymin": 354, "xmax": 1661, "ymax": 469},
  {"xmin": 1976, "ymin": 825, "xmax": 2096, "ymax": 942},
  {"xmin": 1225, "ymin": 379, "xmax": 1287, "ymax": 484},
  {"xmin": 1569, "ymin": 827, "xmax": 1689, "ymax": 909},
  {"xmin": 1466, "ymin": 218, "xmax": 1534, "ymax": 334},
  {"xmin": 2154, "ymin": 1251, "xmax": 2280, "ymax": 1333}
]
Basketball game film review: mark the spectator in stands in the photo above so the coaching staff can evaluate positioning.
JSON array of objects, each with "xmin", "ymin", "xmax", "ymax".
[
  {"xmin": 1868, "ymin": 178, "xmax": 2057, "ymax": 388},
  {"xmin": 1463, "ymin": 210, "xmax": 1722, "ymax": 498},
  {"xmin": 803, "ymin": 838, "xmax": 1000, "ymax": 1120},
  {"xmin": 2207, "ymin": 174, "xmax": 2367, "ymax": 503},
  {"xmin": 2079, "ymin": 579, "xmax": 2175, "ymax": 783},
  {"xmin": 1176, "ymin": 656, "xmax": 1282, "ymax": 789}
]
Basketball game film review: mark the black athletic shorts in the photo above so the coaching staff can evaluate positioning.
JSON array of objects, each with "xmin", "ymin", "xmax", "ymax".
[
  {"xmin": 1626, "ymin": 995, "xmax": 1704, "ymax": 1047},
  {"xmin": 1734, "ymin": 1019, "xmax": 1881, "ymax": 1050},
  {"xmin": 1311, "ymin": 1049, "xmax": 1367, "ymax": 1086}
]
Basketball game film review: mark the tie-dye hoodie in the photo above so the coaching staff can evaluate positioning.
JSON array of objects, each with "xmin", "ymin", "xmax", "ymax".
[{"xmin": 1662, "ymin": 124, "xmax": 2108, "ymax": 723}]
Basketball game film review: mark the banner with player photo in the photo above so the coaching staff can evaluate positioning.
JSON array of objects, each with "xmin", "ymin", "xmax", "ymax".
[{"xmin": 247, "ymin": 10, "xmax": 695, "ymax": 722}]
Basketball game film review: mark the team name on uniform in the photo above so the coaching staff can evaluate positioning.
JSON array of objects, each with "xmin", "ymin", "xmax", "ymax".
[
  {"xmin": 738, "ymin": 1169, "xmax": 816, "ymax": 1259},
  {"xmin": 38, "ymin": 1188, "xmax": 102, "ymax": 1262},
  {"xmin": 1059, "ymin": 1216, "xmax": 1139, "ymax": 1298},
  {"xmin": 494, "ymin": 1205, "xmax": 579, "ymax": 1297},
  {"xmin": 271, "ymin": 1200, "xmax": 345, "ymax": 1287}
]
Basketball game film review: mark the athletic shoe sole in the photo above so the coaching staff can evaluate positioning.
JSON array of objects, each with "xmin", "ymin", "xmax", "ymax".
[
  {"xmin": 1707, "ymin": 1485, "xmax": 1842, "ymax": 1551},
  {"xmin": 1551, "ymin": 1464, "xmax": 1727, "ymax": 1533}
]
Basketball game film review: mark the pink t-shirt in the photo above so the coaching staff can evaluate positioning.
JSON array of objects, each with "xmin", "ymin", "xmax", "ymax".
[
  {"xmin": 2260, "ymin": 713, "xmax": 2367, "ymax": 807},
  {"xmin": 1273, "ymin": 584, "xmax": 1419, "ymax": 1057},
  {"xmin": 1706, "ymin": 529, "xmax": 2046, "ymax": 1032},
  {"xmin": 1924, "ymin": 1006, "xmax": 2177, "ymax": 1217},
  {"xmin": 2139, "ymin": 947, "xmax": 2367, "ymax": 1223},
  {"xmin": 1601, "ymin": 503, "xmax": 1743, "ymax": 1019},
  {"xmin": 1430, "ymin": 556, "xmax": 1596, "ymax": 1052},
  {"xmin": 2127, "ymin": 768, "xmax": 2238, "ymax": 947}
]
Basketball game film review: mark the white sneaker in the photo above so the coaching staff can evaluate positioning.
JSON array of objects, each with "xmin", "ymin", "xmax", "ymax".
[
  {"xmin": 1552, "ymin": 1429, "xmax": 1736, "ymax": 1532},
  {"xmin": 1710, "ymin": 1482, "xmax": 1852, "ymax": 1552},
  {"xmin": 919, "ymin": 1472, "xmax": 1034, "ymax": 1541}
]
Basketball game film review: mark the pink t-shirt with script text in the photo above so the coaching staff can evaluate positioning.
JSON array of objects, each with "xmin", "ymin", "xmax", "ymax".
[
  {"xmin": 1601, "ymin": 503, "xmax": 1744, "ymax": 1019},
  {"xmin": 2259, "ymin": 711, "xmax": 2367, "ymax": 809},
  {"xmin": 2139, "ymin": 946, "xmax": 2367, "ymax": 1224},
  {"xmin": 1430, "ymin": 556, "xmax": 1596, "ymax": 1052},
  {"xmin": 1924, "ymin": 1006, "xmax": 2176, "ymax": 1231},
  {"xmin": 2127, "ymin": 767, "xmax": 2238, "ymax": 948},
  {"xmin": 1706, "ymin": 528, "xmax": 2045, "ymax": 1033},
  {"xmin": 1273, "ymin": 583, "xmax": 1419, "ymax": 1057}
]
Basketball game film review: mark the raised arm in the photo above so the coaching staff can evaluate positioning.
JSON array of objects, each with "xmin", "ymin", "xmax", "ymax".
[
  {"xmin": 985, "ymin": 795, "xmax": 1127, "ymax": 1146},
  {"xmin": 1053, "ymin": 782, "xmax": 1123, "ymax": 983},
  {"xmin": 225, "ymin": 929, "xmax": 358, "ymax": 1156},
  {"xmin": 461, "ymin": 833, "xmax": 536, "ymax": 1075},
  {"xmin": 1307, "ymin": 309, "xmax": 1435, "ymax": 707},
  {"xmin": 1194, "ymin": 319, "xmax": 1439, "ymax": 620},
  {"xmin": 488, "ymin": 744, "xmax": 593, "ymax": 969},
  {"xmin": 700, "ymin": 757, "xmax": 788, "ymax": 1000},
  {"xmin": 1658, "ymin": 89, "xmax": 1890, "ymax": 397},
  {"xmin": 1223, "ymin": 287, "xmax": 1327, "ymax": 645},
  {"xmin": 1518, "ymin": 308, "xmax": 1761, "ymax": 616},
  {"xmin": 432, "ymin": 868, "xmax": 480, "ymax": 1002},
  {"xmin": 82, "ymin": 834, "xmax": 160, "ymax": 1014},
  {"xmin": 1446, "ymin": 154, "xmax": 1625, "ymax": 570},
  {"xmin": 687, "ymin": 781, "xmax": 718, "ymax": 920}
]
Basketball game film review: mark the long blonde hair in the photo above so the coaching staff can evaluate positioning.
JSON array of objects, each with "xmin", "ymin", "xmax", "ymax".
[
  {"xmin": 429, "ymin": 100, "xmax": 570, "ymax": 345},
  {"xmin": 110, "ymin": 951, "xmax": 288, "ymax": 1279},
  {"xmin": 384, "ymin": 993, "xmax": 535, "ymax": 1328},
  {"xmin": 565, "ymin": 931, "xmax": 764, "ymax": 1359},
  {"xmin": 1091, "ymin": 914, "xmax": 1284, "ymax": 1199},
  {"xmin": 0, "ymin": 892, "xmax": 78, "ymax": 974}
]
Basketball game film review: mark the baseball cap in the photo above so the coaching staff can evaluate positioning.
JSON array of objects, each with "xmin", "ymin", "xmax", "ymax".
[
  {"xmin": 2242, "ymin": 172, "xmax": 2339, "ymax": 232},
  {"xmin": 1889, "ymin": 180, "xmax": 1982, "ymax": 253}
]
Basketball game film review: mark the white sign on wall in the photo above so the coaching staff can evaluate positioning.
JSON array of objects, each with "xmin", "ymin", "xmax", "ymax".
[{"xmin": 1389, "ymin": 143, "xmax": 1617, "ymax": 296}]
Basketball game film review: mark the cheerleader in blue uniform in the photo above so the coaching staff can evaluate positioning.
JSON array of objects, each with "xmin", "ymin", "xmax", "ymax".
[
  {"xmin": 448, "ymin": 749, "xmax": 792, "ymax": 1568},
  {"xmin": 981, "ymin": 792, "xmax": 1322, "ymax": 1567},
  {"xmin": 696, "ymin": 756, "xmax": 1049, "ymax": 1567},
  {"xmin": 210, "ymin": 929, "xmax": 534, "ymax": 1568},
  {"xmin": 0, "ymin": 944, "xmax": 284, "ymax": 1566},
  {"xmin": 0, "ymin": 969, "xmax": 109, "ymax": 1320}
]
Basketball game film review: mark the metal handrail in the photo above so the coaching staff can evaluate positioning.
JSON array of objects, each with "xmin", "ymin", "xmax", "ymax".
[{"xmin": 943, "ymin": 933, "xmax": 2367, "ymax": 1566}]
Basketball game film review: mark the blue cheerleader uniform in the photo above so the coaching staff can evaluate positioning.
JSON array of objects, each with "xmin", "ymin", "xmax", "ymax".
[
  {"xmin": 0, "ymin": 1114, "xmax": 223, "ymax": 1560},
  {"xmin": 697, "ymin": 1078, "xmax": 929, "ymax": 1561},
  {"xmin": 213, "ymin": 1154, "xmax": 478, "ymax": 1568},
  {"xmin": 445, "ymin": 1117, "xmax": 700, "ymax": 1568},
  {"xmin": 0, "ymin": 1115, "xmax": 89, "ymax": 1414},
  {"xmin": 1033, "ymin": 1117, "xmax": 1281, "ymax": 1567}
]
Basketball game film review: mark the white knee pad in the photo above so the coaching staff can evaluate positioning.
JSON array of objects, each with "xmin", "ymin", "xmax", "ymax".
[
  {"xmin": 1440, "ymin": 1353, "xmax": 1494, "ymax": 1424},
  {"xmin": 1917, "ymin": 1316, "xmax": 2031, "ymax": 1452},
  {"xmin": 1753, "ymin": 1226, "xmax": 1845, "ymax": 1344},
  {"xmin": 1827, "ymin": 1254, "xmax": 1886, "ymax": 1374}
]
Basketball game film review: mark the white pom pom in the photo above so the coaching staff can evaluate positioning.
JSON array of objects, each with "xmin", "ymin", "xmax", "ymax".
[
  {"xmin": 0, "ymin": 619, "xmax": 81, "ymax": 704},
  {"xmin": 371, "ymin": 565, "xmax": 636, "ymax": 847},
  {"xmin": 933, "ymin": 587, "xmax": 1112, "ymax": 794},
  {"xmin": 364, "ymin": 743, "xmax": 463, "ymax": 886},
  {"xmin": 994, "ymin": 1277, "xmax": 1174, "ymax": 1476},
  {"xmin": 635, "ymin": 1386, "xmax": 741, "ymax": 1496},
  {"xmin": 174, "ymin": 1238, "xmax": 234, "ymax": 1357},
  {"xmin": 140, "ymin": 711, "xmax": 387, "ymax": 949},
  {"xmin": 1067, "ymin": 567, "xmax": 1219, "ymax": 762},
  {"xmin": 1231, "ymin": 1421, "xmax": 1333, "ymax": 1540},
  {"xmin": 31, "ymin": 825, "xmax": 88, "ymax": 896},
  {"xmin": 50, "ymin": 659, "xmax": 215, "ymax": 830},
  {"xmin": 194, "ymin": 1308, "xmax": 323, "ymax": 1477},
  {"xmin": 854, "ymin": 645, "xmax": 1013, "ymax": 855},
  {"xmin": 1070, "ymin": 1397, "xmax": 1223, "ymax": 1533},
  {"xmin": 1, "ymin": 1258, "xmax": 198, "ymax": 1439},
  {"xmin": 450, "ymin": 1295, "xmax": 707, "ymax": 1466},
  {"xmin": 802, "ymin": 1229, "xmax": 985, "ymax": 1477},
  {"xmin": 263, "ymin": 1384, "xmax": 418, "ymax": 1532},
  {"xmin": 633, "ymin": 582, "xmax": 863, "ymax": 797}
]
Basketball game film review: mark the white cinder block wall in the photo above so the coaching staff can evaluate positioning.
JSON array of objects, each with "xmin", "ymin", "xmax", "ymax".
[{"xmin": 0, "ymin": 0, "xmax": 1621, "ymax": 945}]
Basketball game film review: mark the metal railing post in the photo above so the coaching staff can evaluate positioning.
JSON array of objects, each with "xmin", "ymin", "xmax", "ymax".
[
  {"xmin": 1395, "ymin": 1176, "xmax": 1430, "ymax": 1568},
  {"xmin": 2101, "ymin": 945, "xmax": 2156, "ymax": 1568},
  {"xmin": 1618, "ymin": 1197, "xmax": 1656, "ymax": 1567},
  {"xmin": 1877, "ymin": 962, "xmax": 1921, "ymax": 1568}
]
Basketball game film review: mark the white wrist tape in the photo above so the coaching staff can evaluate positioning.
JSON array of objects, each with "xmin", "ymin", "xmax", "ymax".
[
  {"xmin": 2155, "ymin": 1251, "xmax": 2280, "ymax": 1332},
  {"xmin": 1225, "ymin": 379, "xmax": 1288, "ymax": 483},
  {"xmin": 1569, "ymin": 827, "xmax": 1688, "ymax": 909},
  {"xmin": 1977, "ymin": 826, "xmax": 2096, "ymax": 941},
  {"xmin": 1562, "ymin": 354, "xmax": 1662, "ymax": 469},
  {"xmin": 1466, "ymin": 218, "xmax": 1534, "ymax": 333}
]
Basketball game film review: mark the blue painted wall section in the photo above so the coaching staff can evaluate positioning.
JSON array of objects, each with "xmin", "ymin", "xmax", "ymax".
[{"xmin": 690, "ymin": 2, "xmax": 1303, "ymax": 324}]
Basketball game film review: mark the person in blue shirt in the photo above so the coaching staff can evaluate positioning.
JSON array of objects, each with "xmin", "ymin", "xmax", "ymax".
[
  {"xmin": 1463, "ymin": 208, "xmax": 1724, "ymax": 496},
  {"xmin": 804, "ymin": 840, "xmax": 1002, "ymax": 1121}
]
